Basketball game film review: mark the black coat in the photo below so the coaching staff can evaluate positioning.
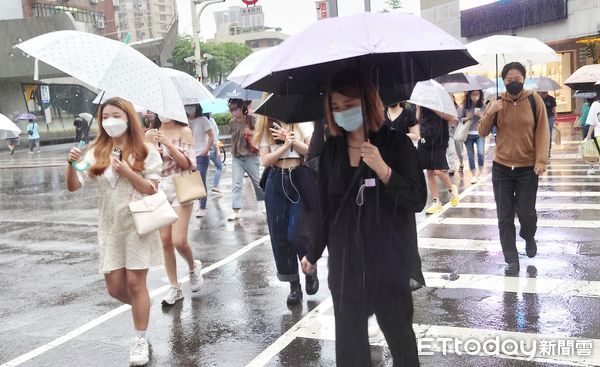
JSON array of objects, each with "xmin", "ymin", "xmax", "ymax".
[{"xmin": 307, "ymin": 125, "xmax": 427, "ymax": 300}]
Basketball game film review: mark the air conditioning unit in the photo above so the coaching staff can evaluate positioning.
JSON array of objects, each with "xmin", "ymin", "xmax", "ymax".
[
  {"xmin": 90, "ymin": 0, "xmax": 98, "ymax": 4},
  {"xmin": 96, "ymin": 18, "xmax": 105, "ymax": 29}
]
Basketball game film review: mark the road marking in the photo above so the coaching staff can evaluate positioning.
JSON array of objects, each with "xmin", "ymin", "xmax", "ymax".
[
  {"xmin": 470, "ymin": 191, "xmax": 600, "ymax": 197},
  {"xmin": 434, "ymin": 217, "xmax": 600, "ymax": 229},
  {"xmin": 292, "ymin": 313, "xmax": 600, "ymax": 367},
  {"xmin": 418, "ymin": 237, "xmax": 580, "ymax": 255},
  {"xmin": 455, "ymin": 202, "xmax": 600, "ymax": 210},
  {"xmin": 547, "ymin": 169, "xmax": 594, "ymax": 172},
  {"xmin": 0, "ymin": 219, "xmax": 96, "ymax": 227},
  {"xmin": 0, "ymin": 235, "xmax": 270, "ymax": 367},
  {"xmin": 541, "ymin": 176, "xmax": 598, "ymax": 179}
]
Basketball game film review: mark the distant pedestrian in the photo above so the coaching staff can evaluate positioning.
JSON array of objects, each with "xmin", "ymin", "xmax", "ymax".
[
  {"xmin": 227, "ymin": 98, "xmax": 265, "ymax": 221},
  {"xmin": 74, "ymin": 117, "xmax": 83, "ymax": 142},
  {"xmin": 417, "ymin": 106, "xmax": 460, "ymax": 214},
  {"xmin": 145, "ymin": 115, "xmax": 204, "ymax": 306},
  {"xmin": 383, "ymin": 101, "xmax": 420, "ymax": 140},
  {"xmin": 254, "ymin": 116, "xmax": 316, "ymax": 306},
  {"xmin": 302, "ymin": 69, "xmax": 426, "ymax": 367},
  {"xmin": 6, "ymin": 136, "xmax": 18, "ymax": 154},
  {"xmin": 206, "ymin": 113, "xmax": 223, "ymax": 193},
  {"xmin": 539, "ymin": 91, "xmax": 557, "ymax": 155},
  {"xmin": 459, "ymin": 89, "xmax": 486, "ymax": 184},
  {"xmin": 584, "ymin": 91, "xmax": 600, "ymax": 175},
  {"xmin": 186, "ymin": 103, "xmax": 214, "ymax": 218},
  {"xmin": 65, "ymin": 97, "xmax": 163, "ymax": 366},
  {"xmin": 26, "ymin": 119, "xmax": 40, "ymax": 154},
  {"xmin": 446, "ymin": 93, "xmax": 465, "ymax": 175},
  {"xmin": 579, "ymin": 98, "xmax": 593, "ymax": 140},
  {"xmin": 478, "ymin": 62, "xmax": 549, "ymax": 276}
]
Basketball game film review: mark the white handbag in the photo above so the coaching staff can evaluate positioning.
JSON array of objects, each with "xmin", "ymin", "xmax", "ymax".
[
  {"xmin": 454, "ymin": 119, "xmax": 471, "ymax": 143},
  {"xmin": 129, "ymin": 190, "xmax": 178, "ymax": 235}
]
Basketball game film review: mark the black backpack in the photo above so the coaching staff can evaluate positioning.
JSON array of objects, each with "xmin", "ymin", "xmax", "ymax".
[{"xmin": 493, "ymin": 94, "xmax": 538, "ymax": 132}]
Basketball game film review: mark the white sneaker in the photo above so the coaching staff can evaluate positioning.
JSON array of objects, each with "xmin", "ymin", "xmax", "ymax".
[
  {"xmin": 470, "ymin": 176, "xmax": 479, "ymax": 184},
  {"xmin": 189, "ymin": 260, "xmax": 204, "ymax": 293},
  {"xmin": 227, "ymin": 212, "xmax": 240, "ymax": 221},
  {"xmin": 587, "ymin": 169, "xmax": 596, "ymax": 175},
  {"xmin": 368, "ymin": 315, "xmax": 380, "ymax": 337},
  {"xmin": 161, "ymin": 286, "xmax": 183, "ymax": 306},
  {"xmin": 129, "ymin": 337, "xmax": 149, "ymax": 366},
  {"xmin": 195, "ymin": 208, "xmax": 207, "ymax": 218}
]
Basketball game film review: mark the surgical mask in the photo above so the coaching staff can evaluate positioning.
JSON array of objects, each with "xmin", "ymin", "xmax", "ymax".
[
  {"xmin": 184, "ymin": 106, "xmax": 196, "ymax": 115},
  {"xmin": 506, "ymin": 81, "xmax": 524, "ymax": 96},
  {"xmin": 102, "ymin": 117, "xmax": 128, "ymax": 138},
  {"xmin": 333, "ymin": 106, "xmax": 363, "ymax": 132}
]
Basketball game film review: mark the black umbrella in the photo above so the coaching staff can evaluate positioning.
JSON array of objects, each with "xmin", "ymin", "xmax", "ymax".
[
  {"xmin": 213, "ymin": 80, "xmax": 263, "ymax": 100},
  {"xmin": 254, "ymin": 93, "xmax": 325, "ymax": 122}
]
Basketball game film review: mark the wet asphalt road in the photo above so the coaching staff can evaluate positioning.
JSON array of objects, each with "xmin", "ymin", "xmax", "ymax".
[{"xmin": 0, "ymin": 138, "xmax": 599, "ymax": 367}]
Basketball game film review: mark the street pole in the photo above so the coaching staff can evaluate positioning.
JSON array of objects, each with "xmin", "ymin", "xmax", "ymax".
[
  {"xmin": 328, "ymin": 0, "xmax": 338, "ymax": 17},
  {"xmin": 190, "ymin": 0, "xmax": 225, "ymax": 80},
  {"xmin": 364, "ymin": 0, "xmax": 371, "ymax": 12}
]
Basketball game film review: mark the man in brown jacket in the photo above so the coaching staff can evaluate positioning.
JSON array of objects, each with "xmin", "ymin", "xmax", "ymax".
[{"xmin": 478, "ymin": 62, "xmax": 550, "ymax": 276}]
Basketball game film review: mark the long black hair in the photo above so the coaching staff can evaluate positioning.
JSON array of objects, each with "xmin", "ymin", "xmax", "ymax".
[
  {"xmin": 465, "ymin": 90, "xmax": 484, "ymax": 110},
  {"xmin": 186, "ymin": 103, "xmax": 203, "ymax": 118}
]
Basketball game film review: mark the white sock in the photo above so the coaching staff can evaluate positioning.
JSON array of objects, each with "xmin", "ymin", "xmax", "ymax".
[{"xmin": 136, "ymin": 330, "xmax": 147, "ymax": 339}]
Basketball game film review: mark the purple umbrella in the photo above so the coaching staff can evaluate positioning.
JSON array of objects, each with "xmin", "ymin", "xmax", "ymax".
[
  {"xmin": 243, "ymin": 12, "xmax": 477, "ymax": 102},
  {"xmin": 16, "ymin": 113, "xmax": 36, "ymax": 121}
]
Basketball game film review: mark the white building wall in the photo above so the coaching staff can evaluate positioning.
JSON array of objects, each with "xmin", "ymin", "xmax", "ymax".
[{"xmin": 0, "ymin": 0, "xmax": 24, "ymax": 20}]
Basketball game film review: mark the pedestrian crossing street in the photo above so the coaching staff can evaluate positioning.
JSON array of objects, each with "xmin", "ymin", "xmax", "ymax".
[{"xmin": 249, "ymin": 160, "xmax": 600, "ymax": 367}]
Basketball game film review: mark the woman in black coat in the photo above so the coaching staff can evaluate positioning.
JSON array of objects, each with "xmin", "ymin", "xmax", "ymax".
[{"xmin": 301, "ymin": 69, "xmax": 427, "ymax": 367}]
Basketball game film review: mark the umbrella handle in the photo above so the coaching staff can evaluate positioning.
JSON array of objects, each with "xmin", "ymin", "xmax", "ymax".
[{"xmin": 71, "ymin": 140, "xmax": 90, "ymax": 172}]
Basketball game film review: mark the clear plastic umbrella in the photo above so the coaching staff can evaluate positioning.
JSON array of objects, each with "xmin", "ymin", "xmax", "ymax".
[
  {"xmin": 15, "ymin": 30, "xmax": 186, "ymax": 122},
  {"xmin": 408, "ymin": 79, "xmax": 458, "ymax": 117},
  {"xmin": 0, "ymin": 113, "xmax": 22, "ymax": 139}
]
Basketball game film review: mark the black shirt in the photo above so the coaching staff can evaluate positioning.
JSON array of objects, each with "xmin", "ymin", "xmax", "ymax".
[
  {"xmin": 543, "ymin": 95, "xmax": 556, "ymax": 117},
  {"xmin": 384, "ymin": 105, "xmax": 417, "ymax": 134}
]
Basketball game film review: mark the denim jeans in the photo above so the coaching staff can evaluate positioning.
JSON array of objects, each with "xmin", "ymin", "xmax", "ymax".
[
  {"xmin": 492, "ymin": 162, "xmax": 539, "ymax": 263},
  {"xmin": 465, "ymin": 134, "xmax": 485, "ymax": 171},
  {"xmin": 196, "ymin": 155, "xmax": 209, "ymax": 209},
  {"xmin": 264, "ymin": 168, "xmax": 305, "ymax": 281},
  {"xmin": 548, "ymin": 116, "xmax": 555, "ymax": 153},
  {"xmin": 231, "ymin": 155, "xmax": 264, "ymax": 209},
  {"xmin": 209, "ymin": 148, "xmax": 223, "ymax": 189}
]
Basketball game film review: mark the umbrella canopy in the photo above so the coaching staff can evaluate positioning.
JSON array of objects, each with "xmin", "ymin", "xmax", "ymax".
[
  {"xmin": 564, "ymin": 64, "xmax": 600, "ymax": 91},
  {"xmin": 200, "ymin": 99, "xmax": 229, "ymax": 114},
  {"xmin": 227, "ymin": 48, "xmax": 274, "ymax": 86},
  {"xmin": 408, "ymin": 79, "xmax": 458, "ymax": 117},
  {"xmin": 213, "ymin": 80, "xmax": 264, "ymax": 101},
  {"xmin": 161, "ymin": 67, "xmax": 216, "ymax": 105},
  {"xmin": 254, "ymin": 93, "xmax": 325, "ymax": 122},
  {"xmin": 529, "ymin": 76, "xmax": 560, "ymax": 92},
  {"xmin": 92, "ymin": 93, "xmax": 146, "ymax": 114},
  {"xmin": 573, "ymin": 90, "xmax": 597, "ymax": 99},
  {"xmin": 460, "ymin": 35, "xmax": 559, "ymax": 72},
  {"xmin": 0, "ymin": 113, "xmax": 22, "ymax": 139},
  {"xmin": 78, "ymin": 113, "xmax": 93, "ymax": 122},
  {"xmin": 16, "ymin": 30, "xmax": 186, "ymax": 122},
  {"xmin": 16, "ymin": 113, "xmax": 36, "ymax": 121},
  {"xmin": 440, "ymin": 74, "xmax": 495, "ymax": 93},
  {"xmin": 243, "ymin": 12, "xmax": 477, "ymax": 102}
]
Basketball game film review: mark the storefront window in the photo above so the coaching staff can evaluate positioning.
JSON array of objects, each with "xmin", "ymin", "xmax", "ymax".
[
  {"xmin": 531, "ymin": 51, "xmax": 572, "ymax": 113},
  {"xmin": 21, "ymin": 83, "xmax": 97, "ymax": 126}
]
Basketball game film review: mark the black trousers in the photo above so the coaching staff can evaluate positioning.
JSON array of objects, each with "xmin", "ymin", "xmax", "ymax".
[
  {"xmin": 492, "ymin": 162, "xmax": 539, "ymax": 263},
  {"xmin": 332, "ymin": 290, "xmax": 419, "ymax": 367}
]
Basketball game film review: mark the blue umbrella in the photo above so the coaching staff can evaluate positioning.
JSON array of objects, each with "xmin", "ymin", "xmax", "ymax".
[
  {"xmin": 201, "ymin": 99, "xmax": 229, "ymax": 114},
  {"xmin": 16, "ymin": 113, "xmax": 36, "ymax": 120},
  {"xmin": 213, "ymin": 81, "xmax": 263, "ymax": 101}
]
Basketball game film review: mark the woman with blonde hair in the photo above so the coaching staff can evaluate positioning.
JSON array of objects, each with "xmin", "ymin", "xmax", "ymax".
[
  {"xmin": 145, "ymin": 115, "xmax": 203, "ymax": 307},
  {"xmin": 253, "ymin": 114, "xmax": 316, "ymax": 305},
  {"xmin": 66, "ymin": 97, "xmax": 163, "ymax": 366}
]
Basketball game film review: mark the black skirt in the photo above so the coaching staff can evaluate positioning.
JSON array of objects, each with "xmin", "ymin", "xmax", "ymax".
[{"xmin": 417, "ymin": 141, "xmax": 449, "ymax": 170}]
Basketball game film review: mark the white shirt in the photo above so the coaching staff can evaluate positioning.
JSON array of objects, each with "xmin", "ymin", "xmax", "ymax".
[
  {"xmin": 260, "ymin": 122, "xmax": 314, "ymax": 159},
  {"xmin": 189, "ymin": 116, "xmax": 212, "ymax": 156},
  {"xmin": 585, "ymin": 101, "xmax": 600, "ymax": 137}
]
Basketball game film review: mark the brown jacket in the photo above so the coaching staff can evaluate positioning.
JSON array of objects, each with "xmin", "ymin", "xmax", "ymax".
[{"xmin": 478, "ymin": 90, "xmax": 550, "ymax": 170}]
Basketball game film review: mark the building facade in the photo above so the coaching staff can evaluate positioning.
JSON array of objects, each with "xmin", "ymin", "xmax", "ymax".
[
  {"xmin": 113, "ymin": 0, "xmax": 177, "ymax": 43},
  {"xmin": 420, "ymin": 0, "xmax": 600, "ymax": 113}
]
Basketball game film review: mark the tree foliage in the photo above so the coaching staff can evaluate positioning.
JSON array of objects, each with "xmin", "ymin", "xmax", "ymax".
[
  {"xmin": 170, "ymin": 35, "xmax": 253, "ymax": 82},
  {"xmin": 382, "ymin": 0, "xmax": 402, "ymax": 12}
]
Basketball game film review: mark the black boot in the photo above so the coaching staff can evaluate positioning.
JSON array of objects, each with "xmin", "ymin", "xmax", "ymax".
[
  {"xmin": 525, "ymin": 239, "xmax": 537, "ymax": 258},
  {"xmin": 287, "ymin": 281, "xmax": 302, "ymax": 306},
  {"xmin": 305, "ymin": 268, "xmax": 319, "ymax": 295},
  {"xmin": 504, "ymin": 261, "xmax": 520, "ymax": 276}
]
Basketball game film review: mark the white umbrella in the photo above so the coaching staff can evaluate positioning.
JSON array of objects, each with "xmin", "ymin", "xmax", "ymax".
[
  {"xmin": 529, "ymin": 76, "xmax": 560, "ymax": 92},
  {"xmin": 565, "ymin": 64, "xmax": 600, "ymax": 90},
  {"xmin": 227, "ymin": 48, "xmax": 274, "ymax": 85},
  {"xmin": 0, "ymin": 113, "xmax": 22, "ymax": 139},
  {"xmin": 408, "ymin": 79, "xmax": 458, "ymax": 117},
  {"xmin": 92, "ymin": 93, "xmax": 147, "ymax": 113},
  {"xmin": 78, "ymin": 113, "xmax": 93, "ymax": 122},
  {"xmin": 161, "ymin": 67, "xmax": 216, "ymax": 105},
  {"xmin": 15, "ymin": 30, "xmax": 186, "ymax": 122},
  {"xmin": 460, "ymin": 35, "xmax": 559, "ymax": 72}
]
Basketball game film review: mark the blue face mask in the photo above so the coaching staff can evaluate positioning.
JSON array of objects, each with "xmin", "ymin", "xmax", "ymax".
[{"xmin": 333, "ymin": 105, "xmax": 363, "ymax": 132}]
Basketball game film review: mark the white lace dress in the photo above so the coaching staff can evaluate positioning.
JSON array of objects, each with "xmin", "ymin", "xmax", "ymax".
[{"xmin": 78, "ymin": 144, "xmax": 164, "ymax": 273}]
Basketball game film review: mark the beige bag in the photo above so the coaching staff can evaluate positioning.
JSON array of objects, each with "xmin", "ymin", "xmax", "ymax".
[
  {"xmin": 579, "ymin": 138, "xmax": 600, "ymax": 163},
  {"xmin": 129, "ymin": 190, "xmax": 178, "ymax": 235},
  {"xmin": 173, "ymin": 170, "xmax": 207, "ymax": 204}
]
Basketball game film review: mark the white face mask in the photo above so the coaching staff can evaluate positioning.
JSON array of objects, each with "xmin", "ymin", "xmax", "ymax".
[
  {"xmin": 184, "ymin": 106, "xmax": 196, "ymax": 115},
  {"xmin": 102, "ymin": 117, "xmax": 128, "ymax": 138}
]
